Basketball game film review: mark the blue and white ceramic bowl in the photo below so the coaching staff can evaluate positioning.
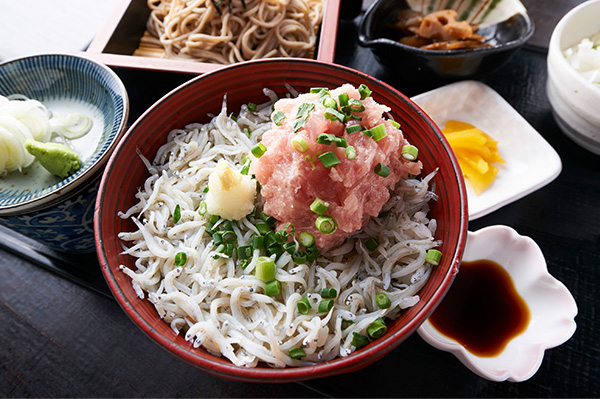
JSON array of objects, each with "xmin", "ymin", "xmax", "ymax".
[{"xmin": 0, "ymin": 53, "xmax": 128, "ymax": 253}]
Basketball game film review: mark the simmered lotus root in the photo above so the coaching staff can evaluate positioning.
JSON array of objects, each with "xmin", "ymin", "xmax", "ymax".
[
  {"xmin": 391, "ymin": 9, "xmax": 492, "ymax": 50},
  {"xmin": 418, "ymin": 10, "xmax": 473, "ymax": 42},
  {"xmin": 442, "ymin": 121, "xmax": 505, "ymax": 195}
]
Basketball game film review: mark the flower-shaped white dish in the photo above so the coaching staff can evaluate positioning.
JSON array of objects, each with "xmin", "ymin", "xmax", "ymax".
[
  {"xmin": 417, "ymin": 225, "xmax": 577, "ymax": 382},
  {"xmin": 411, "ymin": 81, "xmax": 562, "ymax": 220}
]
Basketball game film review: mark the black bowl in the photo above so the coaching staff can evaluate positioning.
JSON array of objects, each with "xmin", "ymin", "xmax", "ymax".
[{"xmin": 358, "ymin": 0, "xmax": 534, "ymax": 80}]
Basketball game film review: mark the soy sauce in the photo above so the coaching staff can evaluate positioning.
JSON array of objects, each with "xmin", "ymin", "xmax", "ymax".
[{"xmin": 429, "ymin": 259, "xmax": 530, "ymax": 357}]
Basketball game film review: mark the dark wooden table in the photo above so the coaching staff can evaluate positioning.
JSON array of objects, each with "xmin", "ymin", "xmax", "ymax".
[{"xmin": 1, "ymin": 0, "xmax": 598, "ymax": 397}]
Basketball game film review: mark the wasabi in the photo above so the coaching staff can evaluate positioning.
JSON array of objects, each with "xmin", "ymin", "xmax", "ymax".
[{"xmin": 24, "ymin": 139, "xmax": 81, "ymax": 179}]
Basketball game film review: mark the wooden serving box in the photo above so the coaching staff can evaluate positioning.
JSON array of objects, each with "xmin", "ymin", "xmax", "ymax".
[{"xmin": 85, "ymin": 0, "xmax": 340, "ymax": 75}]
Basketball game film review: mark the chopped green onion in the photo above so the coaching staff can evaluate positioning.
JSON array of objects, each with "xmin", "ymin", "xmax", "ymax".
[
  {"xmin": 401, "ymin": 144, "xmax": 419, "ymax": 160},
  {"xmin": 362, "ymin": 128, "xmax": 374, "ymax": 137},
  {"xmin": 299, "ymin": 232, "xmax": 315, "ymax": 247},
  {"xmin": 292, "ymin": 252, "xmax": 307, "ymax": 264},
  {"xmin": 297, "ymin": 296, "xmax": 311, "ymax": 314},
  {"xmin": 345, "ymin": 146, "xmax": 356, "ymax": 160},
  {"xmin": 251, "ymin": 142, "xmax": 267, "ymax": 158},
  {"xmin": 315, "ymin": 215, "xmax": 337, "ymax": 234},
  {"xmin": 358, "ymin": 84, "xmax": 372, "ymax": 99},
  {"xmin": 213, "ymin": 232, "xmax": 224, "ymax": 245},
  {"xmin": 272, "ymin": 110, "xmax": 285, "ymax": 126},
  {"xmin": 265, "ymin": 279, "xmax": 282, "ymax": 296},
  {"xmin": 338, "ymin": 93, "xmax": 349, "ymax": 107},
  {"xmin": 346, "ymin": 124, "xmax": 365, "ymax": 134},
  {"xmin": 389, "ymin": 119, "xmax": 401, "ymax": 129},
  {"xmin": 316, "ymin": 133, "xmax": 347, "ymax": 148},
  {"xmin": 366, "ymin": 317, "xmax": 388, "ymax": 339},
  {"xmin": 214, "ymin": 243, "xmax": 226, "ymax": 259},
  {"xmin": 237, "ymin": 245, "xmax": 253, "ymax": 259},
  {"xmin": 318, "ymin": 151, "xmax": 341, "ymax": 168},
  {"xmin": 240, "ymin": 158, "xmax": 251, "ymax": 175},
  {"xmin": 318, "ymin": 299, "xmax": 334, "ymax": 313},
  {"xmin": 351, "ymin": 332, "xmax": 369, "ymax": 349},
  {"xmin": 321, "ymin": 287, "xmax": 337, "ymax": 299},
  {"xmin": 291, "ymin": 136, "xmax": 308, "ymax": 153},
  {"xmin": 375, "ymin": 292, "xmax": 391, "ymax": 309},
  {"xmin": 323, "ymin": 108, "xmax": 345, "ymax": 122},
  {"xmin": 264, "ymin": 231, "xmax": 280, "ymax": 248},
  {"xmin": 173, "ymin": 204, "xmax": 181, "ymax": 224},
  {"xmin": 289, "ymin": 347, "xmax": 306, "ymax": 359},
  {"xmin": 203, "ymin": 185, "xmax": 209, "ymax": 193},
  {"xmin": 225, "ymin": 242, "xmax": 234, "ymax": 257},
  {"xmin": 252, "ymin": 235, "xmax": 264, "ymax": 250},
  {"xmin": 266, "ymin": 245, "xmax": 283, "ymax": 259},
  {"xmin": 348, "ymin": 98, "xmax": 365, "ymax": 113},
  {"xmin": 243, "ymin": 127, "xmax": 252, "ymax": 137},
  {"xmin": 229, "ymin": 113, "xmax": 237, "ymax": 122},
  {"xmin": 198, "ymin": 201, "xmax": 207, "ymax": 215},
  {"xmin": 321, "ymin": 96, "xmax": 338, "ymax": 109},
  {"xmin": 370, "ymin": 123, "xmax": 388, "ymax": 142},
  {"xmin": 342, "ymin": 319, "xmax": 354, "ymax": 330},
  {"xmin": 247, "ymin": 102, "xmax": 257, "ymax": 112},
  {"xmin": 239, "ymin": 259, "xmax": 250, "ymax": 269},
  {"xmin": 283, "ymin": 241, "xmax": 297, "ymax": 254},
  {"xmin": 255, "ymin": 256, "xmax": 276, "ymax": 281},
  {"xmin": 306, "ymin": 246, "xmax": 320, "ymax": 262},
  {"xmin": 365, "ymin": 237, "xmax": 380, "ymax": 251},
  {"xmin": 222, "ymin": 230, "xmax": 236, "ymax": 242},
  {"xmin": 259, "ymin": 211, "xmax": 277, "ymax": 226},
  {"xmin": 425, "ymin": 249, "xmax": 443, "ymax": 266},
  {"xmin": 256, "ymin": 222, "xmax": 271, "ymax": 235},
  {"xmin": 174, "ymin": 252, "xmax": 187, "ymax": 266},
  {"xmin": 310, "ymin": 198, "xmax": 330, "ymax": 215},
  {"xmin": 374, "ymin": 163, "xmax": 390, "ymax": 177},
  {"xmin": 293, "ymin": 103, "xmax": 315, "ymax": 132},
  {"xmin": 310, "ymin": 87, "xmax": 330, "ymax": 98}
]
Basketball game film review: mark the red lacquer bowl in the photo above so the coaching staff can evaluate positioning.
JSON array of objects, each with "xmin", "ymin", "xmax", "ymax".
[{"xmin": 94, "ymin": 58, "xmax": 468, "ymax": 382}]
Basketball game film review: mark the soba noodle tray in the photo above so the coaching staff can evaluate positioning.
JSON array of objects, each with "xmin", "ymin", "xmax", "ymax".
[
  {"xmin": 136, "ymin": 0, "xmax": 324, "ymax": 64},
  {"xmin": 118, "ymin": 84, "xmax": 442, "ymax": 368}
]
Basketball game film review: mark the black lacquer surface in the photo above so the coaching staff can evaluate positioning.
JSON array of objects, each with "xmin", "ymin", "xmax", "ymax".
[{"xmin": 1, "ymin": 0, "xmax": 598, "ymax": 397}]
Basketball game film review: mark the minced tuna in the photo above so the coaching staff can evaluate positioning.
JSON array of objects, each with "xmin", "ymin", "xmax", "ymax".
[{"xmin": 251, "ymin": 84, "xmax": 422, "ymax": 251}]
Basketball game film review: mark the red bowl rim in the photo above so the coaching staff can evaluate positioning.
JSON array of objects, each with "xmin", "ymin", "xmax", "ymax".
[{"xmin": 94, "ymin": 58, "xmax": 468, "ymax": 382}]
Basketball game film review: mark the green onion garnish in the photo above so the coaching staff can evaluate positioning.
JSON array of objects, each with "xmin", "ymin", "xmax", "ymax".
[
  {"xmin": 366, "ymin": 317, "xmax": 387, "ymax": 339},
  {"xmin": 374, "ymin": 163, "xmax": 390, "ymax": 177},
  {"xmin": 255, "ymin": 256, "xmax": 276, "ymax": 281},
  {"xmin": 293, "ymin": 103, "xmax": 315, "ymax": 132},
  {"xmin": 345, "ymin": 146, "xmax": 356, "ymax": 160},
  {"xmin": 251, "ymin": 142, "xmax": 267, "ymax": 158},
  {"xmin": 324, "ymin": 108, "xmax": 345, "ymax": 122},
  {"xmin": 291, "ymin": 136, "xmax": 308, "ymax": 153},
  {"xmin": 174, "ymin": 252, "xmax": 187, "ymax": 266},
  {"xmin": 299, "ymin": 232, "xmax": 315, "ymax": 247},
  {"xmin": 203, "ymin": 185, "xmax": 209, "ymax": 193},
  {"xmin": 252, "ymin": 235, "xmax": 264, "ymax": 250},
  {"xmin": 310, "ymin": 197, "xmax": 330, "ymax": 215},
  {"xmin": 321, "ymin": 287, "xmax": 337, "ymax": 299},
  {"xmin": 389, "ymin": 119, "xmax": 401, "ymax": 129},
  {"xmin": 289, "ymin": 347, "xmax": 306, "ymax": 359},
  {"xmin": 173, "ymin": 204, "xmax": 181, "ymax": 224},
  {"xmin": 348, "ymin": 98, "xmax": 365, "ymax": 113},
  {"xmin": 375, "ymin": 292, "xmax": 391, "ymax": 309},
  {"xmin": 310, "ymin": 87, "xmax": 330, "ymax": 98},
  {"xmin": 321, "ymin": 96, "xmax": 338, "ymax": 109},
  {"xmin": 401, "ymin": 144, "xmax": 419, "ymax": 160},
  {"xmin": 318, "ymin": 299, "xmax": 334, "ymax": 313},
  {"xmin": 259, "ymin": 211, "xmax": 277, "ymax": 226},
  {"xmin": 318, "ymin": 151, "xmax": 341, "ymax": 168},
  {"xmin": 425, "ymin": 249, "xmax": 443, "ymax": 266},
  {"xmin": 316, "ymin": 133, "xmax": 347, "ymax": 148},
  {"xmin": 247, "ymin": 102, "xmax": 257, "ymax": 112},
  {"xmin": 365, "ymin": 237, "xmax": 380, "ymax": 251},
  {"xmin": 358, "ymin": 84, "xmax": 372, "ymax": 99},
  {"xmin": 338, "ymin": 93, "xmax": 349, "ymax": 107},
  {"xmin": 315, "ymin": 215, "xmax": 337, "ymax": 234},
  {"xmin": 237, "ymin": 245, "xmax": 253, "ymax": 260},
  {"xmin": 351, "ymin": 332, "xmax": 369, "ymax": 349},
  {"xmin": 283, "ymin": 241, "xmax": 297, "ymax": 254},
  {"xmin": 265, "ymin": 279, "xmax": 282, "ymax": 296},
  {"xmin": 243, "ymin": 127, "xmax": 252, "ymax": 137},
  {"xmin": 346, "ymin": 124, "xmax": 364, "ymax": 134},
  {"xmin": 272, "ymin": 110, "xmax": 285, "ymax": 126},
  {"xmin": 297, "ymin": 296, "xmax": 311, "ymax": 314},
  {"xmin": 198, "ymin": 201, "xmax": 207, "ymax": 215},
  {"xmin": 370, "ymin": 123, "xmax": 388, "ymax": 142},
  {"xmin": 292, "ymin": 252, "xmax": 307, "ymax": 264}
]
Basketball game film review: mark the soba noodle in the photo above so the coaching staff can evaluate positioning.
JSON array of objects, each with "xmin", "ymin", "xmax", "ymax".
[
  {"xmin": 137, "ymin": 0, "xmax": 324, "ymax": 64},
  {"xmin": 118, "ymin": 90, "xmax": 441, "ymax": 367}
]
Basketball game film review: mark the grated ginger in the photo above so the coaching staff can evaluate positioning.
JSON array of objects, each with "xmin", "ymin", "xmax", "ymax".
[{"xmin": 442, "ymin": 120, "xmax": 505, "ymax": 195}]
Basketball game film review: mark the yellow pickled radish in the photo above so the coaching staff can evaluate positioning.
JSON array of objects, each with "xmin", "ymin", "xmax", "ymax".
[{"xmin": 442, "ymin": 121, "xmax": 505, "ymax": 195}]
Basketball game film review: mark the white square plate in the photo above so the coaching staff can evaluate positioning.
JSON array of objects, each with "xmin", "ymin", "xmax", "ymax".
[{"xmin": 411, "ymin": 80, "xmax": 562, "ymax": 220}]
